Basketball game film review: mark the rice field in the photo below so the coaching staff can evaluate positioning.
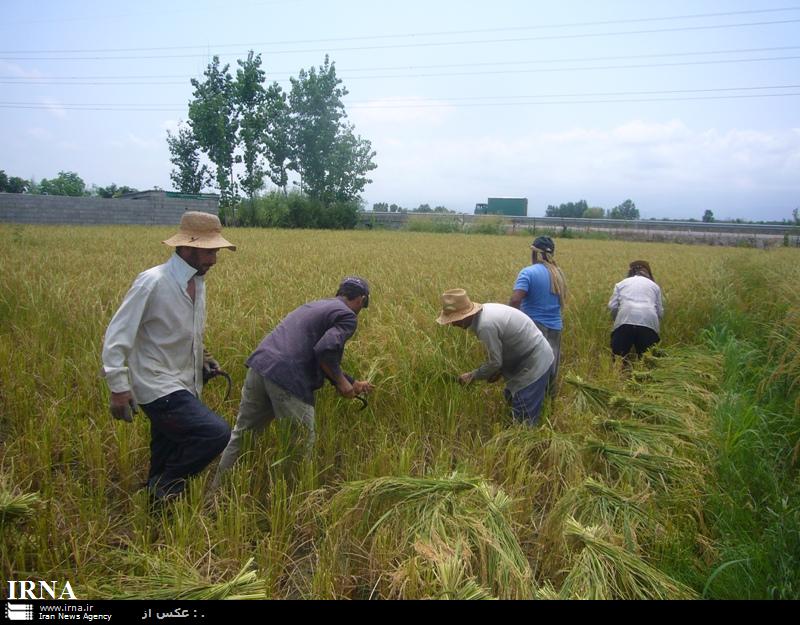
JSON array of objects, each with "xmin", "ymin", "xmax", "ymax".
[{"xmin": 1, "ymin": 223, "xmax": 798, "ymax": 599}]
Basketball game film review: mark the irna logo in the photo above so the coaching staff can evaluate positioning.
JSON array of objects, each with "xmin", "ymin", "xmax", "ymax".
[{"xmin": 6, "ymin": 580, "xmax": 77, "ymax": 600}]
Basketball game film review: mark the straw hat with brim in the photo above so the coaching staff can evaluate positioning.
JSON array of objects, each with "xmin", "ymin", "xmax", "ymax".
[
  {"xmin": 162, "ymin": 211, "xmax": 236, "ymax": 251},
  {"xmin": 436, "ymin": 288, "xmax": 483, "ymax": 325}
]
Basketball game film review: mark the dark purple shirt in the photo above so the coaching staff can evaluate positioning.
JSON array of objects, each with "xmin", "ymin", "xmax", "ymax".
[{"xmin": 246, "ymin": 298, "xmax": 357, "ymax": 406}]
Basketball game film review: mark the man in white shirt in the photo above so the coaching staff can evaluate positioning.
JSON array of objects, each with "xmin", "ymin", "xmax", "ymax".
[
  {"xmin": 102, "ymin": 211, "xmax": 235, "ymax": 502},
  {"xmin": 437, "ymin": 288, "xmax": 554, "ymax": 426},
  {"xmin": 608, "ymin": 260, "xmax": 664, "ymax": 364}
]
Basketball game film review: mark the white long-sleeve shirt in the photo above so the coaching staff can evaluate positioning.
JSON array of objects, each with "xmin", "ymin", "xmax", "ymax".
[
  {"xmin": 607, "ymin": 275, "xmax": 664, "ymax": 334},
  {"xmin": 469, "ymin": 303, "xmax": 554, "ymax": 394},
  {"xmin": 102, "ymin": 253, "xmax": 206, "ymax": 404}
]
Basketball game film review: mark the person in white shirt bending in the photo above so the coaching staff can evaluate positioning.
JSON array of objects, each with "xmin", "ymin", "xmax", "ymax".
[
  {"xmin": 437, "ymin": 289, "xmax": 554, "ymax": 426},
  {"xmin": 607, "ymin": 260, "xmax": 664, "ymax": 365},
  {"xmin": 101, "ymin": 212, "xmax": 235, "ymax": 502}
]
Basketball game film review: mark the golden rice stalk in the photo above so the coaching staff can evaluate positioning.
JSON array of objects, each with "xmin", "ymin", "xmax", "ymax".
[
  {"xmin": 586, "ymin": 439, "xmax": 697, "ymax": 488},
  {"xmin": 559, "ymin": 517, "xmax": 697, "ymax": 599},
  {"xmin": 109, "ymin": 554, "xmax": 267, "ymax": 600},
  {"xmin": 564, "ymin": 374, "xmax": 615, "ymax": 412},
  {"xmin": 320, "ymin": 473, "xmax": 532, "ymax": 599},
  {"xmin": 598, "ymin": 418, "xmax": 698, "ymax": 452},
  {"xmin": 541, "ymin": 477, "xmax": 655, "ymax": 548},
  {"xmin": 0, "ymin": 488, "xmax": 40, "ymax": 525}
]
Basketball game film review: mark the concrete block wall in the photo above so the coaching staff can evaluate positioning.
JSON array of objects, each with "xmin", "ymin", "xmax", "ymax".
[{"xmin": 0, "ymin": 193, "xmax": 218, "ymax": 225}]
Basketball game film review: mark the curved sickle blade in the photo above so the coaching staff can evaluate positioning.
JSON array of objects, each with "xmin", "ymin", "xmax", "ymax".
[{"xmin": 206, "ymin": 370, "xmax": 233, "ymax": 402}]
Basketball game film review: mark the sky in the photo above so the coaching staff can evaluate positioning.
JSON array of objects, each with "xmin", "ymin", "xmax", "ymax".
[{"xmin": 1, "ymin": 0, "xmax": 799, "ymax": 221}]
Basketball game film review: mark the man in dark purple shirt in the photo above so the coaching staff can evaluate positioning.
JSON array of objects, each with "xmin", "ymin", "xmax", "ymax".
[{"xmin": 212, "ymin": 277, "xmax": 373, "ymax": 486}]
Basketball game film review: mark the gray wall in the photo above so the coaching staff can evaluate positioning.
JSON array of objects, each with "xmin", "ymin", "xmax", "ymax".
[
  {"xmin": 357, "ymin": 211, "xmax": 800, "ymax": 247},
  {"xmin": 0, "ymin": 193, "xmax": 218, "ymax": 225}
]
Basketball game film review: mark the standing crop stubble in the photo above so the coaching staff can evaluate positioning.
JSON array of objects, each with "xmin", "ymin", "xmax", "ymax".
[{"xmin": 0, "ymin": 224, "xmax": 797, "ymax": 599}]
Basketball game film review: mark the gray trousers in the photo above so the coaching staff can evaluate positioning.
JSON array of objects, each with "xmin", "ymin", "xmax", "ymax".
[
  {"xmin": 212, "ymin": 368, "xmax": 315, "ymax": 488},
  {"xmin": 534, "ymin": 322, "xmax": 562, "ymax": 395}
]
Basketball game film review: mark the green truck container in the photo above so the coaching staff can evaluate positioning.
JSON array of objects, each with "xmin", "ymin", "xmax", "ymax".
[{"xmin": 474, "ymin": 197, "xmax": 528, "ymax": 217}]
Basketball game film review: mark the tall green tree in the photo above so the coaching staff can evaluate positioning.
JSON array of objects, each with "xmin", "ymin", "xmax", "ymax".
[
  {"xmin": 234, "ymin": 51, "xmax": 268, "ymax": 203},
  {"xmin": 0, "ymin": 171, "xmax": 29, "ymax": 193},
  {"xmin": 288, "ymin": 55, "xmax": 376, "ymax": 204},
  {"xmin": 609, "ymin": 199, "xmax": 639, "ymax": 220},
  {"xmin": 545, "ymin": 200, "xmax": 588, "ymax": 218},
  {"xmin": 95, "ymin": 183, "xmax": 138, "ymax": 198},
  {"xmin": 37, "ymin": 171, "xmax": 87, "ymax": 196},
  {"xmin": 582, "ymin": 206, "xmax": 605, "ymax": 218},
  {"xmin": 326, "ymin": 125, "xmax": 377, "ymax": 203},
  {"xmin": 189, "ymin": 56, "xmax": 238, "ymax": 208},
  {"xmin": 167, "ymin": 124, "xmax": 210, "ymax": 194},
  {"xmin": 263, "ymin": 82, "xmax": 291, "ymax": 193},
  {"xmin": 702, "ymin": 209, "xmax": 715, "ymax": 223}
]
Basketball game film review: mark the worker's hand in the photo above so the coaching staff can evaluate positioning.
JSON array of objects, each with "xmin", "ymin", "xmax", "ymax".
[
  {"xmin": 336, "ymin": 379, "xmax": 356, "ymax": 399},
  {"xmin": 458, "ymin": 372, "xmax": 474, "ymax": 386},
  {"xmin": 203, "ymin": 349, "xmax": 223, "ymax": 381},
  {"xmin": 110, "ymin": 391, "xmax": 137, "ymax": 423},
  {"xmin": 352, "ymin": 380, "xmax": 374, "ymax": 396}
]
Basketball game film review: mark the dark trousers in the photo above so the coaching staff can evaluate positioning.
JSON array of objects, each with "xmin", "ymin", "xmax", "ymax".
[
  {"xmin": 140, "ymin": 390, "xmax": 231, "ymax": 499},
  {"xmin": 505, "ymin": 367, "xmax": 552, "ymax": 427},
  {"xmin": 611, "ymin": 324, "xmax": 660, "ymax": 360}
]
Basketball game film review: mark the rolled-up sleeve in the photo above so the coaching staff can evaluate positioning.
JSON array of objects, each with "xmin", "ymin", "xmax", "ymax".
[
  {"xmin": 313, "ymin": 312, "xmax": 357, "ymax": 379},
  {"xmin": 101, "ymin": 278, "xmax": 152, "ymax": 393},
  {"xmin": 472, "ymin": 326, "xmax": 503, "ymax": 381}
]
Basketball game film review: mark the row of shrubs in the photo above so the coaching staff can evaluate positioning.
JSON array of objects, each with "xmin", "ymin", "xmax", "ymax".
[{"xmin": 222, "ymin": 191, "xmax": 360, "ymax": 230}]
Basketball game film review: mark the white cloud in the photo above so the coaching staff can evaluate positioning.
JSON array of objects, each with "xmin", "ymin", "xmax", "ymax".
[
  {"xmin": 0, "ymin": 61, "xmax": 44, "ymax": 78},
  {"xmin": 363, "ymin": 119, "xmax": 800, "ymax": 217},
  {"xmin": 160, "ymin": 119, "xmax": 185, "ymax": 135},
  {"xmin": 612, "ymin": 119, "xmax": 689, "ymax": 144},
  {"xmin": 109, "ymin": 133, "xmax": 159, "ymax": 150},
  {"xmin": 28, "ymin": 127, "xmax": 51, "ymax": 140},
  {"xmin": 126, "ymin": 133, "xmax": 158, "ymax": 149},
  {"xmin": 349, "ymin": 97, "xmax": 454, "ymax": 127},
  {"xmin": 40, "ymin": 99, "xmax": 68, "ymax": 119}
]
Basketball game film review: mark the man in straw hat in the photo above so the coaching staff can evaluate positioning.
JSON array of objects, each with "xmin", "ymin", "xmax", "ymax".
[
  {"xmin": 101, "ymin": 211, "xmax": 235, "ymax": 502},
  {"xmin": 212, "ymin": 276, "xmax": 374, "ymax": 488},
  {"xmin": 437, "ymin": 289, "xmax": 554, "ymax": 426},
  {"xmin": 509, "ymin": 235, "xmax": 567, "ymax": 394},
  {"xmin": 608, "ymin": 260, "xmax": 664, "ymax": 364}
]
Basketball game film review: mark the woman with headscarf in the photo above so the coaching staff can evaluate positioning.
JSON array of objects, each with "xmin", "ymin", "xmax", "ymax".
[
  {"xmin": 608, "ymin": 260, "xmax": 664, "ymax": 363},
  {"xmin": 509, "ymin": 235, "xmax": 567, "ymax": 393}
]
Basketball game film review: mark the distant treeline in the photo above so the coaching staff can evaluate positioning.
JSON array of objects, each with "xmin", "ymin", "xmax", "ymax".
[
  {"xmin": 0, "ymin": 169, "xmax": 138, "ymax": 198},
  {"xmin": 371, "ymin": 202, "xmax": 455, "ymax": 214}
]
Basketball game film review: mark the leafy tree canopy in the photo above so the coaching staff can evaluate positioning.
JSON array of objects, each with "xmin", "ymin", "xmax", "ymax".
[
  {"xmin": 609, "ymin": 199, "xmax": 639, "ymax": 220},
  {"xmin": 37, "ymin": 171, "xmax": 87, "ymax": 197}
]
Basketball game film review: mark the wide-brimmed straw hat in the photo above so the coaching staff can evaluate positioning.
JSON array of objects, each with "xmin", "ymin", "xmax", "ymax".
[
  {"xmin": 162, "ymin": 211, "xmax": 236, "ymax": 250},
  {"xmin": 436, "ymin": 288, "xmax": 483, "ymax": 325}
]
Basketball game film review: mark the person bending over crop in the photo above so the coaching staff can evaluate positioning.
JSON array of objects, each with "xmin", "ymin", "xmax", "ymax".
[
  {"xmin": 508, "ymin": 235, "xmax": 567, "ymax": 394},
  {"xmin": 101, "ymin": 212, "xmax": 235, "ymax": 503},
  {"xmin": 608, "ymin": 260, "xmax": 664, "ymax": 365},
  {"xmin": 212, "ymin": 277, "xmax": 374, "ymax": 487},
  {"xmin": 437, "ymin": 289, "xmax": 554, "ymax": 426}
]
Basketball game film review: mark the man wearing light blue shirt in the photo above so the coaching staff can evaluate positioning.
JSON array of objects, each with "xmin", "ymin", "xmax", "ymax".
[{"xmin": 102, "ymin": 212, "xmax": 235, "ymax": 502}]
